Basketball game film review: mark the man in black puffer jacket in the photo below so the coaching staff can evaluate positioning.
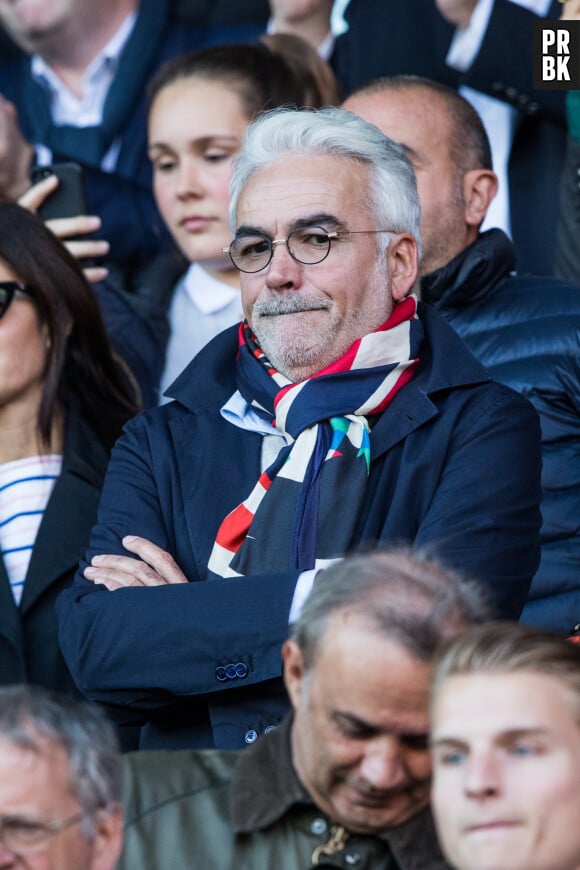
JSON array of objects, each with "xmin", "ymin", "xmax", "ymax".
[{"xmin": 346, "ymin": 76, "xmax": 580, "ymax": 635}]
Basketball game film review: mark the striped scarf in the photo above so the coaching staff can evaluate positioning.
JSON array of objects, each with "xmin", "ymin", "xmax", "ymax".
[{"xmin": 208, "ymin": 295, "xmax": 423, "ymax": 578}]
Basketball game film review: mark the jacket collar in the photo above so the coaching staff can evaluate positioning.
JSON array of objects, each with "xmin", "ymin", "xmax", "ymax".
[
  {"xmin": 165, "ymin": 324, "xmax": 239, "ymax": 413},
  {"xmin": 231, "ymin": 716, "xmax": 447, "ymax": 868},
  {"xmin": 18, "ymin": 410, "xmax": 109, "ymax": 613},
  {"xmin": 420, "ymin": 229, "xmax": 516, "ymax": 310},
  {"xmin": 231, "ymin": 716, "xmax": 311, "ymax": 833}
]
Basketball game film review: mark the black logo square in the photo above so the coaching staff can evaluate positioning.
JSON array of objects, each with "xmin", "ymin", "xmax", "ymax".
[{"xmin": 534, "ymin": 21, "xmax": 580, "ymax": 89}]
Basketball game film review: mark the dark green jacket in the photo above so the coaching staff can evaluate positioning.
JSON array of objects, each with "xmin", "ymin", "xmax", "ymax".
[{"xmin": 120, "ymin": 717, "xmax": 449, "ymax": 869}]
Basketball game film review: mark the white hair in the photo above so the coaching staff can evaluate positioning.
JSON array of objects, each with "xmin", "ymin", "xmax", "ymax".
[{"xmin": 229, "ymin": 106, "xmax": 422, "ymax": 258}]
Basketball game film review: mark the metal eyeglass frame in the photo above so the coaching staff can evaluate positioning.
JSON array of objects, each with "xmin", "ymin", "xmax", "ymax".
[{"xmin": 223, "ymin": 225, "xmax": 396, "ymax": 273}]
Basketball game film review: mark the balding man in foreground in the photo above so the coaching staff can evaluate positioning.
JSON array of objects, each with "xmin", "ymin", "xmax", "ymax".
[{"xmin": 119, "ymin": 549, "xmax": 488, "ymax": 869}]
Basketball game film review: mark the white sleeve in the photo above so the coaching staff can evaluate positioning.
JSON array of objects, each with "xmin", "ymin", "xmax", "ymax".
[{"xmin": 289, "ymin": 569, "xmax": 318, "ymax": 624}]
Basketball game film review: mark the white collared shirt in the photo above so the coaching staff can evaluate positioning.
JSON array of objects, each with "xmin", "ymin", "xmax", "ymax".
[
  {"xmin": 159, "ymin": 263, "xmax": 243, "ymax": 403},
  {"xmin": 31, "ymin": 10, "xmax": 137, "ymax": 171}
]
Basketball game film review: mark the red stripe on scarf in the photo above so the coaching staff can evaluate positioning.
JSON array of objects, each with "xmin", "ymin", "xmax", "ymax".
[
  {"xmin": 214, "ymin": 471, "xmax": 272, "ymax": 553},
  {"xmin": 369, "ymin": 359, "xmax": 419, "ymax": 415},
  {"xmin": 375, "ymin": 295, "xmax": 418, "ymax": 330}
]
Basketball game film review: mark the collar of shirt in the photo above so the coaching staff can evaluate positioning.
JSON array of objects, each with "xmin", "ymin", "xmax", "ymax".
[
  {"xmin": 220, "ymin": 389, "xmax": 280, "ymax": 438},
  {"xmin": 331, "ymin": 0, "xmax": 350, "ymax": 35},
  {"xmin": 31, "ymin": 10, "xmax": 137, "ymax": 126},
  {"xmin": 183, "ymin": 262, "xmax": 241, "ymax": 316},
  {"xmin": 231, "ymin": 715, "xmax": 316, "ymax": 834}
]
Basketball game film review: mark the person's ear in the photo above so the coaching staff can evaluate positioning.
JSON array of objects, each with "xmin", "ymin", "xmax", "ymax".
[
  {"xmin": 91, "ymin": 805, "xmax": 124, "ymax": 870},
  {"xmin": 282, "ymin": 639, "xmax": 306, "ymax": 711},
  {"xmin": 462, "ymin": 168, "xmax": 498, "ymax": 230},
  {"xmin": 387, "ymin": 233, "xmax": 419, "ymax": 301}
]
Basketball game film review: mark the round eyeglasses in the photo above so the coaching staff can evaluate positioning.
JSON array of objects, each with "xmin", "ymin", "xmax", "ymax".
[
  {"xmin": 0, "ymin": 281, "xmax": 35, "ymax": 319},
  {"xmin": 0, "ymin": 812, "xmax": 84, "ymax": 855},
  {"xmin": 223, "ymin": 225, "xmax": 395, "ymax": 273}
]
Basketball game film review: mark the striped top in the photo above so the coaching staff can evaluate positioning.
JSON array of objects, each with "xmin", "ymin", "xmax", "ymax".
[{"xmin": 0, "ymin": 455, "xmax": 62, "ymax": 605}]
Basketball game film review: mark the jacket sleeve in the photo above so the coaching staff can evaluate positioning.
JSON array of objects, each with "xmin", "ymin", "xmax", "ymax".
[
  {"xmin": 56, "ymin": 413, "xmax": 300, "ymax": 715},
  {"xmin": 414, "ymin": 387, "xmax": 543, "ymax": 620}
]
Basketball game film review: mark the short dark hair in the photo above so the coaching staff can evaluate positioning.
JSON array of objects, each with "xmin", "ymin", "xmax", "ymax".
[
  {"xmin": 350, "ymin": 74, "xmax": 493, "ymax": 174},
  {"xmin": 431, "ymin": 622, "xmax": 580, "ymax": 720},
  {"xmin": 291, "ymin": 548, "xmax": 491, "ymax": 671}
]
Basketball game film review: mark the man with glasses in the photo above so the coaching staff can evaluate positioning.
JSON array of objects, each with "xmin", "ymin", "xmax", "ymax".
[
  {"xmin": 0, "ymin": 685, "xmax": 123, "ymax": 869},
  {"xmin": 57, "ymin": 106, "xmax": 542, "ymax": 751}
]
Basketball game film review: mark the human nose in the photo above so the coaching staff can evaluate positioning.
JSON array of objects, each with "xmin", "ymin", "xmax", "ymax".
[
  {"xmin": 464, "ymin": 750, "xmax": 501, "ymax": 798},
  {"xmin": 358, "ymin": 738, "xmax": 408, "ymax": 790},
  {"xmin": 264, "ymin": 238, "xmax": 303, "ymax": 291},
  {"xmin": 176, "ymin": 159, "xmax": 204, "ymax": 199}
]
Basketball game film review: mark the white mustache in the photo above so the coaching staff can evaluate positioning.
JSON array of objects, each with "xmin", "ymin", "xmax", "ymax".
[{"xmin": 253, "ymin": 296, "xmax": 332, "ymax": 316}]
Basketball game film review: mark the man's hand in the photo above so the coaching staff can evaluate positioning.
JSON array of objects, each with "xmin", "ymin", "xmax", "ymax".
[
  {"xmin": 0, "ymin": 94, "xmax": 34, "ymax": 199},
  {"xmin": 83, "ymin": 536, "xmax": 189, "ymax": 590},
  {"xmin": 561, "ymin": 0, "xmax": 580, "ymax": 19},
  {"xmin": 435, "ymin": 0, "xmax": 478, "ymax": 29},
  {"xmin": 19, "ymin": 175, "xmax": 109, "ymax": 283}
]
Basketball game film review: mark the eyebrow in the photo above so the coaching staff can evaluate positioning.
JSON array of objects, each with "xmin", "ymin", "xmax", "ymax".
[
  {"xmin": 432, "ymin": 727, "xmax": 551, "ymax": 749},
  {"xmin": 235, "ymin": 212, "xmax": 348, "ymax": 238},
  {"xmin": 334, "ymin": 710, "xmax": 428, "ymax": 740},
  {"xmin": 399, "ymin": 143, "xmax": 421, "ymax": 164},
  {"xmin": 148, "ymin": 134, "xmax": 241, "ymax": 153}
]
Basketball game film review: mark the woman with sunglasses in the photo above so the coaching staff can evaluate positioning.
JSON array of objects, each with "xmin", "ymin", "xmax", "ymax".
[{"xmin": 0, "ymin": 201, "xmax": 139, "ymax": 699}]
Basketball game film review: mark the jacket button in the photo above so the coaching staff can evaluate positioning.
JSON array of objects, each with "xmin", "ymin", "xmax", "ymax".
[
  {"xmin": 345, "ymin": 853, "xmax": 361, "ymax": 865},
  {"xmin": 225, "ymin": 663, "xmax": 237, "ymax": 679},
  {"xmin": 235, "ymin": 662, "xmax": 249, "ymax": 678},
  {"xmin": 244, "ymin": 729, "xmax": 259, "ymax": 744},
  {"xmin": 264, "ymin": 724, "xmax": 277, "ymax": 734},
  {"xmin": 311, "ymin": 818, "xmax": 327, "ymax": 835},
  {"xmin": 215, "ymin": 666, "xmax": 227, "ymax": 681}
]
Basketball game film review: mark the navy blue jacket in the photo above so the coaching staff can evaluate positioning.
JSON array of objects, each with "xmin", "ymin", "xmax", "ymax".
[
  {"xmin": 57, "ymin": 304, "xmax": 542, "ymax": 750},
  {"xmin": 422, "ymin": 230, "xmax": 580, "ymax": 634},
  {"xmin": 0, "ymin": 411, "xmax": 108, "ymax": 694}
]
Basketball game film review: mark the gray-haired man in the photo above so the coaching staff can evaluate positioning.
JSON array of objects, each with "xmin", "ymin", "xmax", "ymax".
[
  {"xmin": 120, "ymin": 549, "xmax": 489, "ymax": 869},
  {"xmin": 0, "ymin": 685, "xmax": 123, "ymax": 869},
  {"xmin": 59, "ymin": 106, "xmax": 541, "ymax": 752}
]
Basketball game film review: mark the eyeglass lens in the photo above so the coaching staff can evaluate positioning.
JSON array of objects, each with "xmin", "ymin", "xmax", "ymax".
[
  {"xmin": 228, "ymin": 226, "xmax": 333, "ymax": 273},
  {"xmin": 0, "ymin": 812, "xmax": 83, "ymax": 855},
  {"xmin": 0, "ymin": 282, "xmax": 32, "ymax": 318}
]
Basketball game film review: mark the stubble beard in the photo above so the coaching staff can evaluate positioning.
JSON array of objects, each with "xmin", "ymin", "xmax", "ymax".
[{"xmin": 251, "ymin": 261, "xmax": 393, "ymax": 382}]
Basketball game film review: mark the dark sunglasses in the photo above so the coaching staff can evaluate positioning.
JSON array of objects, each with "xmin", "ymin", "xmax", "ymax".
[{"xmin": 0, "ymin": 281, "xmax": 35, "ymax": 318}]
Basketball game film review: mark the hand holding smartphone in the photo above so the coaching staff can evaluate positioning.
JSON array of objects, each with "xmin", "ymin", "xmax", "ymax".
[
  {"xmin": 28, "ymin": 162, "xmax": 109, "ymax": 280},
  {"xmin": 30, "ymin": 161, "xmax": 89, "ymax": 221}
]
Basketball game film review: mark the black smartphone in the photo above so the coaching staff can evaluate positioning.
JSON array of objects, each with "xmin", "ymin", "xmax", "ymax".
[{"xmin": 30, "ymin": 161, "xmax": 89, "ymax": 221}]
